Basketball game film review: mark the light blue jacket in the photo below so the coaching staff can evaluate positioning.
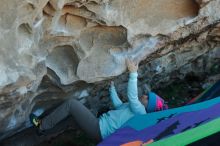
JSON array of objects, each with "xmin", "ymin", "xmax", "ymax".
[{"xmin": 99, "ymin": 72, "xmax": 146, "ymax": 139}]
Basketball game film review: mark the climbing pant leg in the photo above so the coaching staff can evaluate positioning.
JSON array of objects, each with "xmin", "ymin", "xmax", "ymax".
[{"xmin": 41, "ymin": 98, "xmax": 101, "ymax": 141}]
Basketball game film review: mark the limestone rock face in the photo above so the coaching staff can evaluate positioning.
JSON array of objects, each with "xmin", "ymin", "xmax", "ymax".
[
  {"xmin": 0, "ymin": 0, "xmax": 220, "ymax": 141},
  {"xmin": 86, "ymin": 0, "xmax": 199, "ymax": 38},
  {"xmin": 77, "ymin": 26, "xmax": 128, "ymax": 82}
]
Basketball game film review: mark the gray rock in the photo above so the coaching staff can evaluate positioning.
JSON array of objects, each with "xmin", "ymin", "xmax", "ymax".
[{"xmin": 0, "ymin": 0, "xmax": 220, "ymax": 142}]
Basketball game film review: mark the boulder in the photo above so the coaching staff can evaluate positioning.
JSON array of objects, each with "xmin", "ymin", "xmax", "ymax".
[{"xmin": 0, "ymin": 0, "xmax": 220, "ymax": 142}]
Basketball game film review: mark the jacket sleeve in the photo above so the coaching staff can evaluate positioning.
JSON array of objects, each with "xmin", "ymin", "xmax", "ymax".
[
  {"xmin": 127, "ymin": 72, "xmax": 146, "ymax": 114},
  {"xmin": 109, "ymin": 84, "xmax": 123, "ymax": 109}
]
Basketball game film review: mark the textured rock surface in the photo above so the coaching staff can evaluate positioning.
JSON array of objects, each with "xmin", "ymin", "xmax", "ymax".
[{"xmin": 0, "ymin": 0, "xmax": 220, "ymax": 142}]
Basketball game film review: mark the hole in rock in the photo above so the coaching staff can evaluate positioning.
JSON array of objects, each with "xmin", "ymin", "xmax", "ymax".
[
  {"xmin": 43, "ymin": 1, "xmax": 56, "ymax": 16},
  {"xmin": 46, "ymin": 45, "xmax": 80, "ymax": 85},
  {"xmin": 18, "ymin": 23, "xmax": 32, "ymax": 35}
]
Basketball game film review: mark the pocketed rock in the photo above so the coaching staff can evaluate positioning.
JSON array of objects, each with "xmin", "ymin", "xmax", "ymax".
[{"xmin": 0, "ymin": 0, "xmax": 220, "ymax": 142}]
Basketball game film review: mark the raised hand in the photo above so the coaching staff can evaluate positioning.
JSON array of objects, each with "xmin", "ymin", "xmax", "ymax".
[{"xmin": 126, "ymin": 58, "xmax": 138, "ymax": 73}]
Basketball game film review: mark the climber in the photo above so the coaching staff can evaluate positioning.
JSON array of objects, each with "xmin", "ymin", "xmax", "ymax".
[{"xmin": 30, "ymin": 58, "xmax": 168, "ymax": 142}]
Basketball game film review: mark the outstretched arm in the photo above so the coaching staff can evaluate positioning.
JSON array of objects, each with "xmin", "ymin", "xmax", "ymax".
[
  {"xmin": 109, "ymin": 81, "xmax": 123, "ymax": 109},
  {"xmin": 126, "ymin": 59, "xmax": 146, "ymax": 114}
]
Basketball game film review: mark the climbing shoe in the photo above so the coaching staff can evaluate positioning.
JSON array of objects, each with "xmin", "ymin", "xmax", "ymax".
[{"xmin": 30, "ymin": 113, "xmax": 41, "ymax": 128}]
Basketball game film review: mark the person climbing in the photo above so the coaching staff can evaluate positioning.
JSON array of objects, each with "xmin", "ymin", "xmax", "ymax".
[{"xmin": 30, "ymin": 59, "xmax": 168, "ymax": 142}]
